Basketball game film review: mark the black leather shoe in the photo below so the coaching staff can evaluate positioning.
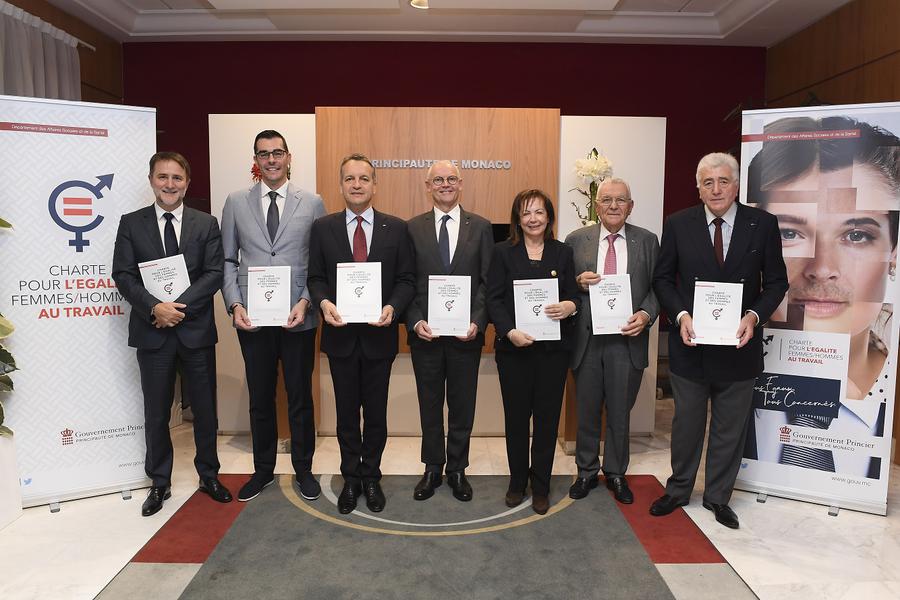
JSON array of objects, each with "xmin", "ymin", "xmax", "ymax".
[
  {"xmin": 532, "ymin": 494, "xmax": 550, "ymax": 515},
  {"xmin": 703, "ymin": 500, "xmax": 740, "ymax": 529},
  {"xmin": 338, "ymin": 481, "xmax": 362, "ymax": 514},
  {"xmin": 141, "ymin": 486, "xmax": 171, "ymax": 517},
  {"xmin": 605, "ymin": 475, "xmax": 634, "ymax": 505},
  {"xmin": 447, "ymin": 472, "xmax": 473, "ymax": 502},
  {"xmin": 363, "ymin": 481, "xmax": 386, "ymax": 512},
  {"xmin": 413, "ymin": 472, "xmax": 442, "ymax": 501},
  {"xmin": 568, "ymin": 476, "xmax": 599, "ymax": 500},
  {"xmin": 505, "ymin": 487, "xmax": 526, "ymax": 508},
  {"xmin": 649, "ymin": 494, "xmax": 688, "ymax": 516},
  {"xmin": 199, "ymin": 477, "xmax": 233, "ymax": 503},
  {"xmin": 296, "ymin": 472, "xmax": 321, "ymax": 501},
  {"xmin": 237, "ymin": 473, "xmax": 275, "ymax": 502}
]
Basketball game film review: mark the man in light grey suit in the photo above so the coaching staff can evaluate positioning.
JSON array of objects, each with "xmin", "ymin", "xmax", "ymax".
[
  {"xmin": 565, "ymin": 177, "xmax": 660, "ymax": 504},
  {"xmin": 406, "ymin": 160, "xmax": 494, "ymax": 502},
  {"xmin": 221, "ymin": 130, "xmax": 326, "ymax": 502}
]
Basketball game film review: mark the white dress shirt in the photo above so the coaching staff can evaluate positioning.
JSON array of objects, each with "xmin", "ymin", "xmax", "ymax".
[
  {"xmin": 345, "ymin": 206, "xmax": 374, "ymax": 253},
  {"xmin": 154, "ymin": 202, "xmax": 183, "ymax": 247},
  {"xmin": 596, "ymin": 223, "xmax": 627, "ymax": 275},
  {"xmin": 433, "ymin": 204, "xmax": 461, "ymax": 263},
  {"xmin": 261, "ymin": 181, "xmax": 289, "ymax": 219}
]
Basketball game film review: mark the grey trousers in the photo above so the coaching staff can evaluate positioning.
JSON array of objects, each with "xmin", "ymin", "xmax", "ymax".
[{"xmin": 665, "ymin": 372, "xmax": 755, "ymax": 504}]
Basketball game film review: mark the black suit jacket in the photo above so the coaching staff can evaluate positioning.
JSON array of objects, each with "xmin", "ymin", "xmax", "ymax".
[
  {"xmin": 308, "ymin": 209, "xmax": 416, "ymax": 359},
  {"xmin": 486, "ymin": 239, "xmax": 580, "ymax": 353},
  {"xmin": 112, "ymin": 205, "xmax": 224, "ymax": 350},
  {"xmin": 652, "ymin": 203, "xmax": 787, "ymax": 381},
  {"xmin": 405, "ymin": 207, "xmax": 494, "ymax": 348}
]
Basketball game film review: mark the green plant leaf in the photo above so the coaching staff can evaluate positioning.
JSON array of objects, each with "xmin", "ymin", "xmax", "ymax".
[
  {"xmin": 0, "ymin": 374, "xmax": 13, "ymax": 392},
  {"xmin": 0, "ymin": 425, "xmax": 13, "ymax": 437},
  {"xmin": 0, "ymin": 315, "xmax": 13, "ymax": 339},
  {"xmin": 0, "ymin": 217, "xmax": 11, "ymax": 229},
  {"xmin": 0, "ymin": 346, "xmax": 16, "ymax": 374}
]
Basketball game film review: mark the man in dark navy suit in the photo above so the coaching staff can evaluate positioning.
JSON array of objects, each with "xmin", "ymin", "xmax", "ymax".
[
  {"xmin": 651, "ymin": 152, "xmax": 787, "ymax": 529},
  {"xmin": 113, "ymin": 151, "xmax": 231, "ymax": 516},
  {"xmin": 308, "ymin": 153, "xmax": 415, "ymax": 514}
]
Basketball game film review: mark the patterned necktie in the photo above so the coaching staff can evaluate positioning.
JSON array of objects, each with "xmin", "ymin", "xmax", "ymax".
[
  {"xmin": 162, "ymin": 212, "xmax": 178, "ymax": 257},
  {"xmin": 712, "ymin": 217, "xmax": 724, "ymax": 266},
  {"xmin": 439, "ymin": 214, "xmax": 451, "ymax": 271},
  {"xmin": 779, "ymin": 413, "xmax": 836, "ymax": 472},
  {"xmin": 266, "ymin": 190, "xmax": 279, "ymax": 243},
  {"xmin": 352, "ymin": 215, "xmax": 367, "ymax": 262},
  {"xmin": 603, "ymin": 233, "xmax": 619, "ymax": 275}
]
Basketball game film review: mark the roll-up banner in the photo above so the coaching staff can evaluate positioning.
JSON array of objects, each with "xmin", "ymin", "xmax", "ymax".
[
  {"xmin": 0, "ymin": 95, "xmax": 155, "ymax": 506},
  {"xmin": 737, "ymin": 102, "xmax": 900, "ymax": 515}
]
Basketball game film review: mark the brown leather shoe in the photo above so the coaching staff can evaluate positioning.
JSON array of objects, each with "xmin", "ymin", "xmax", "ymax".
[
  {"xmin": 505, "ymin": 488, "xmax": 526, "ymax": 507},
  {"xmin": 532, "ymin": 494, "xmax": 550, "ymax": 515}
]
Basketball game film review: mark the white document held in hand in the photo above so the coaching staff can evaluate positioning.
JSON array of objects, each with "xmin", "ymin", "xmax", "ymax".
[
  {"xmin": 427, "ymin": 275, "xmax": 471, "ymax": 336},
  {"xmin": 248, "ymin": 265, "xmax": 291, "ymax": 327},
  {"xmin": 589, "ymin": 273, "xmax": 632, "ymax": 335},
  {"xmin": 691, "ymin": 281, "xmax": 742, "ymax": 345},
  {"xmin": 139, "ymin": 254, "xmax": 190, "ymax": 301},
  {"xmin": 513, "ymin": 278, "xmax": 560, "ymax": 341},
  {"xmin": 336, "ymin": 262, "xmax": 382, "ymax": 323}
]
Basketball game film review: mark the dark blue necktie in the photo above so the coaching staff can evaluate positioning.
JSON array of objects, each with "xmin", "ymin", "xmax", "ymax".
[
  {"xmin": 163, "ymin": 212, "xmax": 178, "ymax": 257},
  {"xmin": 439, "ymin": 214, "xmax": 451, "ymax": 271}
]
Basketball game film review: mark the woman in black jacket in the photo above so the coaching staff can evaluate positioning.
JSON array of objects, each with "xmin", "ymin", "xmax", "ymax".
[{"xmin": 487, "ymin": 189, "xmax": 580, "ymax": 514}]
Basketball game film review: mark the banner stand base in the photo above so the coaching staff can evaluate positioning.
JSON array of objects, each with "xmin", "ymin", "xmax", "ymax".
[
  {"xmin": 121, "ymin": 489, "xmax": 132, "ymax": 501},
  {"xmin": 828, "ymin": 505, "xmax": 840, "ymax": 517},
  {"xmin": 756, "ymin": 493, "xmax": 768, "ymax": 503},
  {"xmin": 49, "ymin": 502, "xmax": 60, "ymax": 514}
]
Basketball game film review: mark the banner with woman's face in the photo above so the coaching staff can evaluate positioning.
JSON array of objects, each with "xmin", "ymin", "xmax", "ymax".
[{"xmin": 737, "ymin": 104, "xmax": 900, "ymax": 515}]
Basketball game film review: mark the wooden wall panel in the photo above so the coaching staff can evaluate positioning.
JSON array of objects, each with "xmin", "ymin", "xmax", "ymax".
[
  {"xmin": 315, "ymin": 107, "xmax": 560, "ymax": 223},
  {"xmin": 7, "ymin": 0, "xmax": 123, "ymax": 103},
  {"xmin": 769, "ymin": 53, "xmax": 900, "ymax": 108},
  {"xmin": 766, "ymin": 0, "xmax": 899, "ymax": 105}
]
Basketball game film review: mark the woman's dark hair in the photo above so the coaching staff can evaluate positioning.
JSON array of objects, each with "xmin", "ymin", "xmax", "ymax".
[{"xmin": 509, "ymin": 189, "xmax": 555, "ymax": 245}]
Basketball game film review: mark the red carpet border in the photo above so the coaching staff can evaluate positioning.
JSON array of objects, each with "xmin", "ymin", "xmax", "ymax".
[{"xmin": 131, "ymin": 473, "xmax": 722, "ymax": 566}]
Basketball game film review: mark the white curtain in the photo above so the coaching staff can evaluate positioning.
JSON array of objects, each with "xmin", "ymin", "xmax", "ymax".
[{"xmin": 0, "ymin": 1, "xmax": 81, "ymax": 100}]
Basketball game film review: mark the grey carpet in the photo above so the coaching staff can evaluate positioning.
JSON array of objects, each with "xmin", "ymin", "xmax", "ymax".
[{"xmin": 180, "ymin": 475, "xmax": 674, "ymax": 600}]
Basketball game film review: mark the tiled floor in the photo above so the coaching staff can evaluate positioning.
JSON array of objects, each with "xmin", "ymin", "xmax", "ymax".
[{"xmin": 2, "ymin": 398, "xmax": 900, "ymax": 599}]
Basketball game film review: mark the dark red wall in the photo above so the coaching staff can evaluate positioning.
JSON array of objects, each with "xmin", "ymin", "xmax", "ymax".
[{"xmin": 123, "ymin": 41, "xmax": 765, "ymax": 216}]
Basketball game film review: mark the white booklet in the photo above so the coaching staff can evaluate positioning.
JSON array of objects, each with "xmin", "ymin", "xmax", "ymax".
[
  {"xmin": 336, "ymin": 262, "xmax": 382, "ymax": 323},
  {"xmin": 513, "ymin": 277, "xmax": 560, "ymax": 341},
  {"xmin": 248, "ymin": 266, "xmax": 291, "ymax": 327},
  {"xmin": 139, "ymin": 254, "xmax": 189, "ymax": 301},
  {"xmin": 589, "ymin": 273, "xmax": 633, "ymax": 335},
  {"xmin": 691, "ymin": 281, "xmax": 742, "ymax": 345},
  {"xmin": 427, "ymin": 275, "xmax": 471, "ymax": 336}
]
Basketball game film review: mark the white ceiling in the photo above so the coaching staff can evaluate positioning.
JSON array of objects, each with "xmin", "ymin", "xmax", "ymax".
[{"xmin": 47, "ymin": 0, "xmax": 852, "ymax": 47}]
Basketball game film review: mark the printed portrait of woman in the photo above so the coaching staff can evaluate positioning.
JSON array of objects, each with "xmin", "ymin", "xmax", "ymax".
[{"xmin": 747, "ymin": 116, "xmax": 899, "ymax": 409}]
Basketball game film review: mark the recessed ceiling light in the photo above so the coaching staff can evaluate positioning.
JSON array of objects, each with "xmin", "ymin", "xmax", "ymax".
[{"xmin": 410, "ymin": 0, "xmax": 429, "ymax": 9}]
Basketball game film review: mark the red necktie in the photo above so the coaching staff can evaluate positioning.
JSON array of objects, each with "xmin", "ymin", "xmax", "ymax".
[
  {"xmin": 603, "ymin": 234, "xmax": 619, "ymax": 275},
  {"xmin": 713, "ymin": 217, "xmax": 724, "ymax": 266},
  {"xmin": 352, "ymin": 215, "xmax": 367, "ymax": 262}
]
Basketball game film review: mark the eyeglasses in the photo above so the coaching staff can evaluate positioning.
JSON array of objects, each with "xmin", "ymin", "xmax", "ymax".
[
  {"xmin": 255, "ymin": 149, "xmax": 287, "ymax": 160},
  {"xmin": 430, "ymin": 175, "xmax": 460, "ymax": 186},
  {"xmin": 598, "ymin": 196, "xmax": 630, "ymax": 206}
]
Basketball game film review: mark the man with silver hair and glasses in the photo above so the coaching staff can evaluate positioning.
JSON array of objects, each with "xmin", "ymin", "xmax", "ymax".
[
  {"xmin": 565, "ymin": 177, "xmax": 660, "ymax": 505},
  {"xmin": 650, "ymin": 152, "xmax": 788, "ymax": 529}
]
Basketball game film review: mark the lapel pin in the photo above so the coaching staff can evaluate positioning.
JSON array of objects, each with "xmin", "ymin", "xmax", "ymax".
[{"xmin": 551, "ymin": 270, "xmax": 557, "ymax": 277}]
